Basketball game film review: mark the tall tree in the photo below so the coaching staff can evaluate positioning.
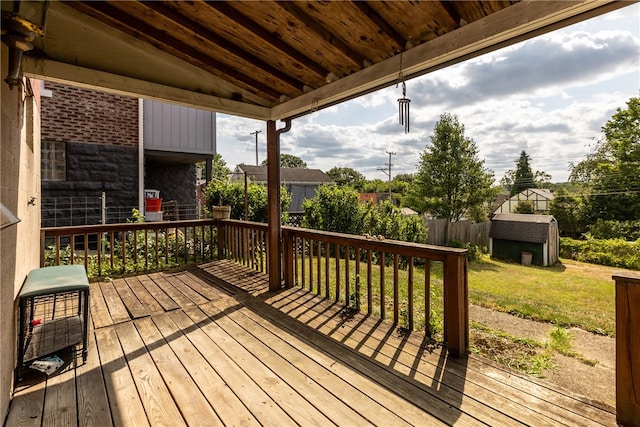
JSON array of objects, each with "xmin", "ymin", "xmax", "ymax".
[
  {"xmin": 409, "ymin": 113, "xmax": 495, "ymax": 240},
  {"xmin": 261, "ymin": 153, "xmax": 307, "ymax": 168},
  {"xmin": 500, "ymin": 151, "xmax": 551, "ymax": 195},
  {"xmin": 326, "ymin": 167, "xmax": 365, "ymax": 190},
  {"xmin": 211, "ymin": 153, "xmax": 230, "ymax": 181},
  {"xmin": 509, "ymin": 151, "xmax": 534, "ymax": 196},
  {"xmin": 571, "ymin": 97, "xmax": 640, "ymax": 221}
]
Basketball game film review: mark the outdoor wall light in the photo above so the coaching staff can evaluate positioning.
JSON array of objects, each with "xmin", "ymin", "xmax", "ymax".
[{"xmin": 1, "ymin": 1, "xmax": 49, "ymax": 90}]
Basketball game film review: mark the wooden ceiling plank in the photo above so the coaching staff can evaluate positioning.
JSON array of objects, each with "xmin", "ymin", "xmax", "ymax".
[
  {"xmin": 70, "ymin": 1, "xmax": 282, "ymax": 102},
  {"xmin": 143, "ymin": 2, "xmax": 305, "ymax": 92},
  {"xmin": 204, "ymin": 1, "xmax": 329, "ymax": 80},
  {"xmin": 275, "ymin": 1, "xmax": 366, "ymax": 70},
  {"xmin": 439, "ymin": 0, "xmax": 464, "ymax": 27},
  {"xmin": 352, "ymin": 1, "xmax": 406, "ymax": 51}
]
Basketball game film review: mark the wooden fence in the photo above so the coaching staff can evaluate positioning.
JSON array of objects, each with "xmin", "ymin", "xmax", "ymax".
[{"xmin": 426, "ymin": 219, "xmax": 491, "ymax": 247}]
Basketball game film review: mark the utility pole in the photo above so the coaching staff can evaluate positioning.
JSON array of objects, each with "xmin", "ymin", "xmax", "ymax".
[
  {"xmin": 378, "ymin": 150, "xmax": 396, "ymax": 203},
  {"xmin": 250, "ymin": 130, "xmax": 262, "ymax": 165}
]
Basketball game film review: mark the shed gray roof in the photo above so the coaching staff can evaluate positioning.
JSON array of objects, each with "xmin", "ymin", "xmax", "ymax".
[
  {"xmin": 234, "ymin": 165, "xmax": 333, "ymax": 184},
  {"xmin": 490, "ymin": 214, "xmax": 556, "ymax": 244}
]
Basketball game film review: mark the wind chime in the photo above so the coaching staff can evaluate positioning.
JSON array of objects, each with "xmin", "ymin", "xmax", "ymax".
[
  {"xmin": 398, "ymin": 80, "xmax": 410, "ymax": 133},
  {"xmin": 397, "ymin": 53, "xmax": 411, "ymax": 133}
]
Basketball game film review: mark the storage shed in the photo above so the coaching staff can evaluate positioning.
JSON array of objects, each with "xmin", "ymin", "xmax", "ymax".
[{"xmin": 489, "ymin": 214, "xmax": 559, "ymax": 266}]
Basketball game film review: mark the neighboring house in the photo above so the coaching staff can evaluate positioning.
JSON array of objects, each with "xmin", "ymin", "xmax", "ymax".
[
  {"xmin": 232, "ymin": 165, "xmax": 333, "ymax": 213},
  {"xmin": 492, "ymin": 188, "xmax": 554, "ymax": 216},
  {"xmin": 40, "ymin": 82, "xmax": 216, "ymax": 225},
  {"xmin": 489, "ymin": 213, "xmax": 559, "ymax": 266}
]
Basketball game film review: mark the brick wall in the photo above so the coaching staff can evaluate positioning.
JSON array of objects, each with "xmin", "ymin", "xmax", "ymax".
[{"xmin": 41, "ymin": 82, "xmax": 138, "ymax": 146}]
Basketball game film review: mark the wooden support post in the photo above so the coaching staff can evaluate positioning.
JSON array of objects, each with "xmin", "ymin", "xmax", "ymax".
[
  {"xmin": 443, "ymin": 253, "xmax": 468, "ymax": 357},
  {"xmin": 614, "ymin": 272, "xmax": 640, "ymax": 426},
  {"xmin": 266, "ymin": 120, "xmax": 281, "ymax": 291}
]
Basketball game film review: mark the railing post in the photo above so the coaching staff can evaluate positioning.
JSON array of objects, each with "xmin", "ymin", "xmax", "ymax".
[
  {"xmin": 216, "ymin": 220, "xmax": 226, "ymax": 260},
  {"xmin": 443, "ymin": 252, "xmax": 468, "ymax": 357},
  {"xmin": 614, "ymin": 272, "xmax": 640, "ymax": 426},
  {"xmin": 282, "ymin": 228, "xmax": 294, "ymax": 287}
]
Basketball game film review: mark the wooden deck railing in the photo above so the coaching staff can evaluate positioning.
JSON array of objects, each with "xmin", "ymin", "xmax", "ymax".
[
  {"xmin": 41, "ymin": 219, "xmax": 220, "ymax": 277},
  {"xmin": 41, "ymin": 218, "xmax": 469, "ymax": 356},
  {"xmin": 280, "ymin": 226, "xmax": 468, "ymax": 356},
  {"xmin": 613, "ymin": 272, "xmax": 640, "ymax": 426}
]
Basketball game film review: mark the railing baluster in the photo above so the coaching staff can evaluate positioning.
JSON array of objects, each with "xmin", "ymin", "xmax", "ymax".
[
  {"xmin": 309, "ymin": 238, "xmax": 314, "ymax": 291},
  {"xmin": 316, "ymin": 240, "xmax": 321, "ymax": 295},
  {"xmin": 425, "ymin": 259, "xmax": 431, "ymax": 336},
  {"xmin": 133, "ymin": 230, "xmax": 138, "ymax": 268},
  {"xmin": 355, "ymin": 247, "xmax": 360, "ymax": 310},
  {"xmin": 344, "ymin": 246, "xmax": 350, "ymax": 305},
  {"xmin": 394, "ymin": 253, "xmax": 399, "ymax": 324},
  {"xmin": 55, "ymin": 235, "xmax": 61, "ymax": 265},
  {"xmin": 83, "ymin": 233, "xmax": 89, "ymax": 272},
  {"xmin": 70, "ymin": 233, "xmax": 75, "ymax": 265},
  {"xmin": 324, "ymin": 240, "xmax": 330, "ymax": 299},
  {"xmin": 367, "ymin": 249, "xmax": 372, "ymax": 315},
  {"xmin": 109, "ymin": 232, "xmax": 115, "ymax": 270},
  {"xmin": 97, "ymin": 232, "xmax": 102, "ymax": 277},
  {"xmin": 335, "ymin": 244, "xmax": 340, "ymax": 303},
  {"xmin": 408, "ymin": 257, "xmax": 414, "ymax": 330},
  {"xmin": 380, "ymin": 252, "xmax": 385, "ymax": 320}
]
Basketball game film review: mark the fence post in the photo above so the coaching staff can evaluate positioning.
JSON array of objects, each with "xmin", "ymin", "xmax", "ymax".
[
  {"xmin": 443, "ymin": 252, "xmax": 468, "ymax": 357},
  {"xmin": 613, "ymin": 272, "xmax": 640, "ymax": 426}
]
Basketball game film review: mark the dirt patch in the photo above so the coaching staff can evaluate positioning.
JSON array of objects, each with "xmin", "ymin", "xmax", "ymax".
[{"xmin": 469, "ymin": 304, "xmax": 615, "ymax": 406}]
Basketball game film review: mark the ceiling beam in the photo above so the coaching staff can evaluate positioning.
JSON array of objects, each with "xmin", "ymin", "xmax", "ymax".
[
  {"xmin": 22, "ymin": 57, "xmax": 271, "ymax": 120},
  {"xmin": 270, "ymin": 0, "xmax": 627, "ymax": 120}
]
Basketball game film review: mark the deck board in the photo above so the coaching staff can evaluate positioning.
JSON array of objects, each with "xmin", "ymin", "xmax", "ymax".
[
  {"xmin": 8, "ymin": 261, "xmax": 617, "ymax": 426},
  {"xmin": 268, "ymin": 286, "xmax": 599, "ymax": 426},
  {"xmin": 76, "ymin": 331, "xmax": 112, "ymax": 427}
]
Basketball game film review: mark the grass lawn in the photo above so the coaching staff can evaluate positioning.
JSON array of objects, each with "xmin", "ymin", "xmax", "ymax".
[{"xmin": 468, "ymin": 257, "xmax": 618, "ymax": 336}]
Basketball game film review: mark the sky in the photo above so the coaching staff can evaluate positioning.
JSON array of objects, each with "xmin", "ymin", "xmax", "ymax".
[{"xmin": 216, "ymin": 3, "xmax": 640, "ymax": 184}]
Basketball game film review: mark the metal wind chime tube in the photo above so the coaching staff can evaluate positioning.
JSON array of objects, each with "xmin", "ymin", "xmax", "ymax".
[{"xmin": 398, "ymin": 81, "xmax": 411, "ymax": 133}]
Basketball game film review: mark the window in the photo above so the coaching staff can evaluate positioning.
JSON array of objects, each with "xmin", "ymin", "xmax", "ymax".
[{"xmin": 41, "ymin": 141, "xmax": 66, "ymax": 181}]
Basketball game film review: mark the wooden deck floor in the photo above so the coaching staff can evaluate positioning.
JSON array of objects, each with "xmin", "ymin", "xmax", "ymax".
[{"xmin": 7, "ymin": 260, "xmax": 616, "ymax": 426}]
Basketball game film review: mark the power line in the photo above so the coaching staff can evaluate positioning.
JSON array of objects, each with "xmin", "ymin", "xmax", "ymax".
[
  {"xmin": 250, "ymin": 130, "xmax": 262, "ymax": 165},
  {"xmin": 377, "ymin": 151, "xmax": 396, "ymax": 200}
]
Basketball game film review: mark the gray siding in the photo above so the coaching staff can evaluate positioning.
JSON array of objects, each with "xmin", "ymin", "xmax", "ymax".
[{"xmin": 143, "ymin": 100, "xmax": 215, "ymax": 155}]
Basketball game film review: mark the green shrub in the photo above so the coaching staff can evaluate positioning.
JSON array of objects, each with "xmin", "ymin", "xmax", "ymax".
[
  {"xmin": 589, "ymin": 219, "xmax": 640, "ymax": 241},
  {"xmin": 560, "ymin": 237, "xmax": 640, "ymax": 270},
  {"xmin": 447, "ymin": 239, "xmax": 486, "ymax": 262}
]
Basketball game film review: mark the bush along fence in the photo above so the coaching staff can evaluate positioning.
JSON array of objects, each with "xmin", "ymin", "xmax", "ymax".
[{"xmin": 560, "ymin": 237, "xmax": 640, "ymax": 270}]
